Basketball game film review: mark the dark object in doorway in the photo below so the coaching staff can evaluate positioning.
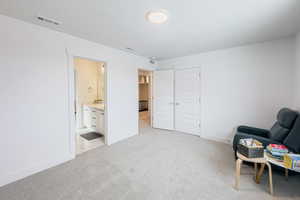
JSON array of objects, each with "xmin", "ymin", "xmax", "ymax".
[
  {"xmin": 139, "ymin": 100, "xmax": 148, "ymax": 112},
  {"xmin": 81, "ymin": 132, "xmax": 103, "ymax": 141}
]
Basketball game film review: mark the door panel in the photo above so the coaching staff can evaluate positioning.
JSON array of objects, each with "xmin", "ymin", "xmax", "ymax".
[
  {"xmin": 153, "ymin": 70, "xmax": 174, "ymax": 130},
  {"xmin": 175, "ymin": 69, "xmax": 201, "ymax": 135}
]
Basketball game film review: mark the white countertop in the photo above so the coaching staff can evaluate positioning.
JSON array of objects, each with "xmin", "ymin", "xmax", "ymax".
[{"xmin": 85, "ymin": 103, "xmax": 105, "ymax": 111}]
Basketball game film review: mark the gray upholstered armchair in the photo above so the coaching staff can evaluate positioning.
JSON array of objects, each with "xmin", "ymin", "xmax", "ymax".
[{"xmin": 233, "ymin": 108, "xmax": 299, "ymax": 153}]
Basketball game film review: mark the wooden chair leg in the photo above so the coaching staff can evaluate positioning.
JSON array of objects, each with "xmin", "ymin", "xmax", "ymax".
[
  {"xmin": 256, "ymin": 163, "xmax": 265, "ymax": 184},
  {"xmin": 235, "ymin": 159, "xmax": 242, "ymax": 190},
  {"xmin": 266, "ymin": 163, "xmax": 273, "ymax": 195}
]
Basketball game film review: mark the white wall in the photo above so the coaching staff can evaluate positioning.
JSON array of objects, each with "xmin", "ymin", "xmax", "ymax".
[
  {"xmin": 158, "ymin": 38, "xmax": 295, "ymax": 143},
  {"xmin": 293, "ymin": 33, "xmax": 300, "ymax": 110},
  {"xmin": 0, "ymin": 15, "xmax": 155, "ymax": 186}
]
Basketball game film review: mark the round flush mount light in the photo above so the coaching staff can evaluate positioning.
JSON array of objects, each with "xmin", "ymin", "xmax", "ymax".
[{"xmin": 146, "ymin": 9, "xmax": 169, "ymax": 24}]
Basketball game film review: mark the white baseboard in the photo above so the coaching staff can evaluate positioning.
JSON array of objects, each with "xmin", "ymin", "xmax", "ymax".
[
  {"xmin": 201, "ymin": 135, "xmax": 231, "ymax": 144},
  {"xmin": 0, "ymin": 154, "xmax": 73, "ymax": 187},
  {"xmin": 107, "ymin": 132, "xmax": 138, "ymax": 146}
]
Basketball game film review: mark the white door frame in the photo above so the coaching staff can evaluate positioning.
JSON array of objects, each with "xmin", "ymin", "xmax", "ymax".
[
  {"xmin": 138, "ymin": 69, "xmax": 154, "ymax": 128},
  {"xmin": 66, "ymin": 49, "xmax": 108, "ymax": 158}
]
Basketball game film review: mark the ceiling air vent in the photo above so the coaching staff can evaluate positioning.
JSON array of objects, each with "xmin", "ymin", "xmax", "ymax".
[
  {"xmin": 125, "ymin": 47, "xmax": 135, "ymax": 51},
  {"xmin": 37, "ymin": 15, "xmax": 61, "ymax": 25}
]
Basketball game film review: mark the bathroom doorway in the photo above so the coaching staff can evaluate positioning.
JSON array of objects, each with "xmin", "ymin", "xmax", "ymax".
[
  {"xmin": 138, "ymin": 69, "xmax": 153, "ymax": 130},
  {"xmin": 73, "ymin": 57, "xmax": 106, "ymax": 155}
]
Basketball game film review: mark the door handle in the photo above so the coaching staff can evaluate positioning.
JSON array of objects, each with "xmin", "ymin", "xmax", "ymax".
[{"xmin": 175, "ymin": 102, "xmax": 180, "ymax": 106}]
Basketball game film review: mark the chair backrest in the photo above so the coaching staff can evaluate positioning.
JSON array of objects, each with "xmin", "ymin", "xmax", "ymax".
[
  {"xmin": 284, "ymin": 116, "xmax": 300, "ymax": 153},
  {"xmin": 269, "ymin": 108, "xmax": 298, "ymax": 142}
]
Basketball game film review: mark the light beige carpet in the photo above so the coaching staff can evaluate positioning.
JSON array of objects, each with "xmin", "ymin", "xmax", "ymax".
[{"xmin": 0, "ymin": 127, "xmax": 299, "ymax": 200}]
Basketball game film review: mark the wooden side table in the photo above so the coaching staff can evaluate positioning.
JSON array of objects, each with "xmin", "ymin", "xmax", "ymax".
[{"xmin": 235, "ymin": 152, "xmax": 273, "ymax": 195}]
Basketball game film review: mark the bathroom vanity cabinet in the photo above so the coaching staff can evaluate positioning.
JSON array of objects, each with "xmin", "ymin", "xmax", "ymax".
[{"xmin": 83, "ymin": 104, "xmax": 105, "ymax": 134}]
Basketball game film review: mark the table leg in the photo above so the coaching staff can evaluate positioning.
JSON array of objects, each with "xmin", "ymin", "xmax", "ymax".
[
  {"xmin": 285, "ymin": 168, "xmax": 289, "ymax": 181},
  {"xmin": 256, "ymin": 163, "xmax": 265, "ymax": 184},
  {"xmin": 266, "ymin": 162, "xmax": 273, "ymax": 195},
  {"xmin": 235, "ymin": 159, "xmax": 243, "ymax": 190},
  {"xmin": 254, "ymin": 163, "xmax": 257, "ymax": 177}
]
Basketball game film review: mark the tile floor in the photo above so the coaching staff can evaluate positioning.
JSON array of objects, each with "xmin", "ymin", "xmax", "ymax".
[{"xmin": 76, "ymin": 128, "xmax": 105, "ymax": 155}]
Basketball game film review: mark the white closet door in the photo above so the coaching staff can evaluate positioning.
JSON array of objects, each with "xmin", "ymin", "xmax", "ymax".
[
  {"xmin": 153, "ymin": 70, "xmax": 174, "ymax": 130},
  {"xmin": 175, "ymin": 69, "xmax": 201, "ymax": 135}
]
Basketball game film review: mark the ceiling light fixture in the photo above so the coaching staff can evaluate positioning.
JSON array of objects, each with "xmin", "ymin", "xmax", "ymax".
[{"xmin": 146, "ymin": 9, "xmax": 169, "ymax": 24}]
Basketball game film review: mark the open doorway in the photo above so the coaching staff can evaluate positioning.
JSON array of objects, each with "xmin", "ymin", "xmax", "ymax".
[
  {"xmin": 73, "ymin": 57, "xmax": 106, "ymax": 155},
  {"xmin": 138, "ymin": 69, "xmax": 153, "ymax": 130}
]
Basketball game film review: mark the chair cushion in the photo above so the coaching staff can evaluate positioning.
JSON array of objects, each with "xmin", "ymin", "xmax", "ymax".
[
  {"xmin": 277, "ymin": 108, "xmax": 298, "ymax": 129},
  {"xmin": 284, "ymin": 117, "xmax": 300, "ymax": 153},
  {"xmin": 269, "ymin": 122, "xmax": 290, "ymax": 142}
]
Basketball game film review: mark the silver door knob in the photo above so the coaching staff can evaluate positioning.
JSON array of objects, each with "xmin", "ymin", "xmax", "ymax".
[{"xmin": 175, "ymin": 103, "xmax": 180, "ymax": 105}]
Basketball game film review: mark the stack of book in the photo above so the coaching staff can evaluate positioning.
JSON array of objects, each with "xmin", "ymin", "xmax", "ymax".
[
  {"xmin": 284, "ymin": 154, "xmax": 300, "ymax": 170},
  {"xmin": 266, "ymin": 144, "xmax": 288, "ymax": 161}
]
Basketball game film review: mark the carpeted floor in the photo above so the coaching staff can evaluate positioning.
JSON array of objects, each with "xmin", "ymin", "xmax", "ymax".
[{"xmin": 0, "ymin": 127, "xmax": 299, "ymax": 200}]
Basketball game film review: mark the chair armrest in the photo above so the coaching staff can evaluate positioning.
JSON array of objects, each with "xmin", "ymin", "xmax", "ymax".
[{"xmin": 237, "ymin": 126, "xmax": 269, "ymax": 138}]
